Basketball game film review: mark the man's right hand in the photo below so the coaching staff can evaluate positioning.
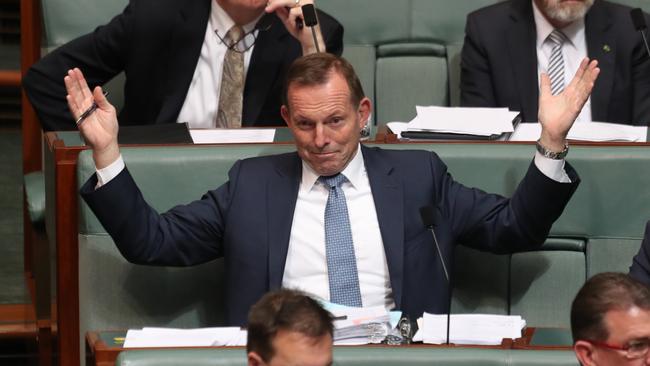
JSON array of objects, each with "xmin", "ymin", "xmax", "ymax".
[{"xmin": 64, "ymin": 68, "xmax": 120, "ymax": 169}]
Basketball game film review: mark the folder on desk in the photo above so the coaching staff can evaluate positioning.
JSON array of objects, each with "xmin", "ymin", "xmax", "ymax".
[
  {"xmin": 393, "ymin": 107, "xmax": 521, "ymax": 141},
  {"xmin": 118, "ymin": 122, "xmax": 193, "ymax": 144}
]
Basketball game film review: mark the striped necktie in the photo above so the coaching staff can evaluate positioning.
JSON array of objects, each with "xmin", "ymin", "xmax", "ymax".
[{"xmin": 547, "ymin": 30, "xmax": 567, "ymax": 96}]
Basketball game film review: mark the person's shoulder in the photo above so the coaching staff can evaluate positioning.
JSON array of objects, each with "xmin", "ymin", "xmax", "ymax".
[
  {"xmin": 362, "ymin": 145, "xmax": 441, "ymax": 165},
  {"xmin": 467, "ymin": 0, "xmax": 515, "ymax": 21},
  {"xmin": 237, "ymin": 151, "xmax": 300, "ymax": 172}
]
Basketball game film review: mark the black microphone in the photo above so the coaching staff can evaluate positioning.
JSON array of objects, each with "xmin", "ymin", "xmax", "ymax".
[
  {"xmin": 631, "ymin": 8, "xmax": 650, "ymax": 58},
  {"xmin": 301, "ymin": 4, "xmax": 321, "ymax": 53},
  {"xmin": 420, "ymin": 205, "xmax": 451, "ymax": 345}
]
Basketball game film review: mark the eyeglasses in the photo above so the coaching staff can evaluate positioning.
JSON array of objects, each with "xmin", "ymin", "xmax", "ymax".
[
  {"xmin": 214, "ymin": 16, "xmax": 273, "ymax": 53},
  {"xmin": 586, "ymin": 338, "xmax": 650, "ymax": 359}
]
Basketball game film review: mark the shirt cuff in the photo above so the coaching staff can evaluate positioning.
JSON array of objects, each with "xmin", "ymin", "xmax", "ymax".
[
  {"xmin": 534, "ymin": 151, "xmax": 571, "ymax": 183},
  {"xmin": 95, "ymin": 155, "xmax": 125, "ymax": 189}
]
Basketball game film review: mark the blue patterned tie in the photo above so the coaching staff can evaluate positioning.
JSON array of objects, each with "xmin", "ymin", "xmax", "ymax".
[{"xmin": 319, "ymin": 174, "xmax": 363, "ymax": 307}]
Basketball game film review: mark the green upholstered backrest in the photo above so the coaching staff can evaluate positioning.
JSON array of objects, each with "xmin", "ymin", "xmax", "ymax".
[
  {"xmin": 116, "ymin": 347, "xmax": 579, "ymax": 366},
  {"xmin": 41, "ymin": 0, "xmax": 127, "ymax": 49},
  {"xmin": 76, "ymin": 143, "xmax": 650, "ymax": 340}
]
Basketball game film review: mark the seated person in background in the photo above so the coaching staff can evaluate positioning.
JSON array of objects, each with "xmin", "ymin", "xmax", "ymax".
[
  {"xmin": 630, "ymin": 221, "xmax": 650, "ymax": 287},
  {"xmin": 66, "ymin": 52, "xmax": 598, "ymax": 325},
  {"xmin": 571, "ymin": 272, "xmax": 650, "ymax": 366},
  {"xmin": 23, "ymin": 0, "xmax": 343, "ymax": 131},
  {"xmin": 461, "ymin": 0, "xmax": 650, "ymax": 125},
  {"xmin": 247, "ymin": 289, "xmax": 333, "ymax": 366}
]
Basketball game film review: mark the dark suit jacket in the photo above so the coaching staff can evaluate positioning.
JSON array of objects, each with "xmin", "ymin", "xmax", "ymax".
[
  {"xmin": 23, "ymin": 0, "xmax": 343, "ymax": 131},
  {"xmin": 460, "ymin": 0, "xmax": 650, "ymax": 125},
  {"xmin": 80, "ymin": 145, "xmax": 580, "ymax": 325},
  {"xmin": 630, "ymin": 221, "xmax": 650, "ymax": 286}
]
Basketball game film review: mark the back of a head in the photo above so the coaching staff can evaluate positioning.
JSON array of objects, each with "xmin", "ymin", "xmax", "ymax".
[
  {"xmin": 247, "ymin": 289, "xmax": 333, "ymax": 363},
  {"xmin": 571, "ymin": 272, "xmax": 650, "ymax": 342},
  {"xmin": 282, "ymin": 53, "xmax": 365, "ymax": 108}
]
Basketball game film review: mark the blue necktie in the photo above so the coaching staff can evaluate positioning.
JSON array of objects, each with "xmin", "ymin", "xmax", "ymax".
[{"xmin": 320, "ymin": 174, "xmax": 363, "ymax": 307}]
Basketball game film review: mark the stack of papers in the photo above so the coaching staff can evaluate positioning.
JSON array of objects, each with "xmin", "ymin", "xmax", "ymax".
[
  {"xmin": 413, "ymin": 313, "xmax": 525, "ymax": 345},
  {"xmin": 320, "ymin": 301, "xmax": 401, "ymax": 345},
  {"xmin": 388, "ymin": 106, "xmax": 519, "ymax": 138},
  {"xmin": 124, "ymin": 327, "xmax": 247, "ymax": 348},
  {"xmin": 510, "ymin": 121, "xmax": 648, "ymax": 142}
]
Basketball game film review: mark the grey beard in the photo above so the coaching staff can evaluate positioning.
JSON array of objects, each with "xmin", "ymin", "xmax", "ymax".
[{"xmin": 545, "ymin": 0, "xmax": 594, "ymax": 24}]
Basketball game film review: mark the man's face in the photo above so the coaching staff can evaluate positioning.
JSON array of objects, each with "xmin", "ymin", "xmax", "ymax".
[
  {"xmin": 535, "ymin": 0, "xmax": 594, "ymax": 26},
  {"xmin": 575, "ymin": 306, "xmax": 650, "ymax": 366},
  {"xmin": 282, "ymin": 72, "xmax": 371, "ymax": 177},
  {"xmin": 249, "ymin": 330, "xmax": 333, "ymax": 366}
]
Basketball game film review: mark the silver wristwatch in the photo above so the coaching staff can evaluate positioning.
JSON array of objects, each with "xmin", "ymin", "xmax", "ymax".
[{"xmin": 536, "ymin": 139, "xmax": 569, "ymax": 160}]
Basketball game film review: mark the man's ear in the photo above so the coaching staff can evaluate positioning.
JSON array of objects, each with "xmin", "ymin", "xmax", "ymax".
[
  {"xmin": 248, "ymin": 351, "xmax": 266, "ymax": 366},
  {"xmin": 573, "ymin": 340, "xmax": 597, "ymax": 366},
  {"xmin": 357, "ymin": 97, "xmax": 372, "ymax": 129},
  {"xmin": 281, "ymin": 105, "xmax": 291, "ymax": 127}
]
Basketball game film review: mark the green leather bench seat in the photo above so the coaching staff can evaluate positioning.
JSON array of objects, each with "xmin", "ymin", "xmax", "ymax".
[
  {"xmin": 115, "ymin": 347, "xmax": 579, "ymax": 366},
  {"xmin": 76, "ymin": 143, "xmax": 650, "ymax": 364},
  {"xmin": 24, "ymin": 171, "xmax": 46, "ymax": 224}
]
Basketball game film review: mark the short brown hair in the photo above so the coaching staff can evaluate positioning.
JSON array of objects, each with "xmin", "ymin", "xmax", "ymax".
[
  {"xmin": 282, "ymin": 53, "xmax": 365, "ymax": 109},
  {"xmin": 571, "ymin": 272, "xmax": 650, "ymax": 342},
  {"xmin": 246, "ymin": 289, "xmax": 333, "ymax": 362}
]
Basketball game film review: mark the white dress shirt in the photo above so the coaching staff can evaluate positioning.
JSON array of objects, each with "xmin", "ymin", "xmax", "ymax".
[
  {"xmin": 533, "ymin": 0, "xmax": 591, "ymax": 123},
  {"xmin": 95, "ymin": 148, "xmax": 570, "ymax": 307},
  {"xmin": 176, "ymin": 1, "xmax": 259, "ymax": 128},
  {"xmin": 282, "ymin": 147, "xmax": 395, "ymax": 309}
]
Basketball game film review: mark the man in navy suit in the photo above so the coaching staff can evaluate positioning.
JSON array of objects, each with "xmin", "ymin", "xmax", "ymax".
[
  {"xmin": 630, "ymin": 222, "xmax": 650, "ymax": 287},
  {"xmin": 24, "ymin": 0, "xmax": 343, "ymax": 131},
  {"xmin": 461, "ymin": 0, "xmax": 650, "ymax": 125},
  {"xmin": 67, "ymin": 53, "xmax": 600, "ymax": 325}
]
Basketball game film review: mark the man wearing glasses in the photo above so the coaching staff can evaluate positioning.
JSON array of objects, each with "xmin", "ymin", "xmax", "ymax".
[
  {"xmin": 23, "ymin": 0, "xmax": 343, "ymax": 131},
  {"xmin": 571, "ymin": 272, "xmax": 650, "ymax": 366}
]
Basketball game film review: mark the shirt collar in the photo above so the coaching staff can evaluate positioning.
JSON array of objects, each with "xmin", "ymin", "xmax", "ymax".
[
  {"xmin": 532, "ymin": 0, "xmax": 585, "ymax": 50},
  {"xmin": 211, "ymin": 0, "xmax": 262, "ymax": 43},
  {"xmin": 300, "ymin": 144, "xmax": 366, "ymax": 192}
]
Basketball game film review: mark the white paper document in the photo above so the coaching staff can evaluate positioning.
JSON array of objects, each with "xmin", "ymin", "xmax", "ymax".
[
  {"xmin": 190, "ymin": 128, "xmax": 276, "ymax": 144},
  {"xmin": 510, "ymin": 121, "xmax": 648, "ymax": 142},
  {"xmin": 123, "ymin": 327, "xmax": 247, "ymax": 348},
  {"xmin": 406, "ymin": 106, "xmax": 519, "ymax": 136},
  {"xmin": 319, "ymin": 301, "xmax": 399, "ymax": 345},
  {"xmin": 413, "ymin": 313, "xmax": 525, "ymax": 345}
]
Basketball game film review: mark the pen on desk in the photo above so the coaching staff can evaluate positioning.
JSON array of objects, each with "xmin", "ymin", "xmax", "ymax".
[
  {"xmin": 76, "ymin": 91, "xmax": 109, "ymax": 126},
  {"xmin": 332, "ymin": 315, "xmax": 348, "ymax": 321}
]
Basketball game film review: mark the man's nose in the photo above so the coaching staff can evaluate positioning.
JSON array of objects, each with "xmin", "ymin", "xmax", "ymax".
[{"xmin": 314, "ymin": 124, "xmax": 329, "ymax": 148}]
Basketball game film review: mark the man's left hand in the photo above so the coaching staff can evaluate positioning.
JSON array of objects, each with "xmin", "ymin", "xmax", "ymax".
[
  {"xmin": 538, "ymin": 58, "xmax": 600, "ymax": 152},
  {"xmin": 265, "ymin": 0, "xmax": 326, "ymax": 55}
]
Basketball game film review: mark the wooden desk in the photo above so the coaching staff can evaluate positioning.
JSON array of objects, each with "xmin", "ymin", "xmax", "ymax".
[{"xmin": 86, "ymin": 328, "xmax": 532, "ymax": 366}]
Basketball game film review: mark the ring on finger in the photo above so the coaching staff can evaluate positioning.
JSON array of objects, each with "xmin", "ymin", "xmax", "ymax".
[{"xmin": 294, "ymin": 0, "xmax": 300, "ymax": 7}]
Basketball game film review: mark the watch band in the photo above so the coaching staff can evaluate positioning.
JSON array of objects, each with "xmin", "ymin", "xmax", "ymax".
[{"xmin": 536, "ymin": 139, "xmax": 569, "ymax": 160}]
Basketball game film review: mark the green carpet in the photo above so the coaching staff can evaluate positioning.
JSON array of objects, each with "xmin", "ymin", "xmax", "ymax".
[{"xmin": 0, "ymin": 127, "xmax": 29, "ymax": 304}]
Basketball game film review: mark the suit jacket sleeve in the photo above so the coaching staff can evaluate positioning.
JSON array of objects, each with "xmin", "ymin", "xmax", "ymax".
[
  {"xmin": 459, "ymin": 12, "xmax": 497, "ymax": 108},
  {"xmin": 79, "ymin": 161, "xmax": 246, "ymax": 266},
  {"xmin": 435, "ymin": 155, "xmax": 580, "ymax": 253},
  {"xmin": 22, "ymin": 2, "xmax": 134, "ymax": 131},
  {"xmin": 631, "ymin": 15, "xmax": 650, "ymax": 126},
  {"xmin": 316, "ymin": 10, "xmax": 343, "ymax": 56},
  {"xmin": 630, "ymin": 221, "xmax": 650, "ymax": 286}
]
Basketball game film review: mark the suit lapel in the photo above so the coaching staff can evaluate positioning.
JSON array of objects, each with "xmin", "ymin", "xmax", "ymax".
[
  {"xmin": 585, "ymin": 0, "xmax": 614, "ymax": 121},
  {"xmin": 156, "ymin": 0, "xmax": 211, "ymax": 124},
  {"xmin": 243, "ymin": 15, "xmax": 290, "ymax": 125},
  {"xmin": 507, "ymin": 0, "xmax": 539, "ymax": 121},
  {"xmin": 362, "ymin": 146, "xmax": 405, "ymax": 309},
  {"xmin": 267, "ymin": 154, "xmax": 301, "ymax": 290}
]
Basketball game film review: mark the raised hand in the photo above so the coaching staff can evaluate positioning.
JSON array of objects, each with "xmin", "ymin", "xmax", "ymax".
[
  {"xmin": 538, "ymin": 58, "xmax": 600, "ymax": 152},
  {"xmin": 64, "ymin": 68, "xmax": 120, "ymax": 169},
  {"xmin": 265, "ymin": 0, "xmax": 325, "ymax": 55}
]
